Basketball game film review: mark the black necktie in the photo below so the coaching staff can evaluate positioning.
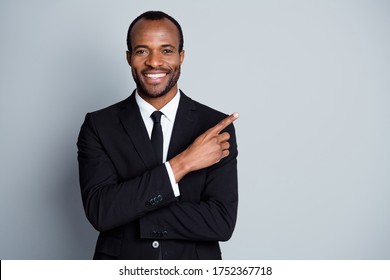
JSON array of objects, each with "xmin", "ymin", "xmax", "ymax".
[{"xmin": 151, "ymin": 111, "xmax": 164, "ymax": 163}]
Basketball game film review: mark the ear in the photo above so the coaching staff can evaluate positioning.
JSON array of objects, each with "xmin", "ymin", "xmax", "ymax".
[
  {"xmin": 126, "ymin": 51, "xmax": 132, "ymax": 66},
  {"xmin": 179, "ymin": 50, "xmax": 185, "ymax": 65}
]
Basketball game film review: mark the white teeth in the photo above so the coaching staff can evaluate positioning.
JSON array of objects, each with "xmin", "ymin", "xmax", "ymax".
[{"xmin": 145, "ymin": 73, "xmax": 166, "ymax": 79}]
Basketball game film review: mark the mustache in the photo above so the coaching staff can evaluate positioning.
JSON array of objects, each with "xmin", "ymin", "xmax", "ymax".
[{"xmin": 141, "ymin": 67, "xmax": 171, "ymax": 73}]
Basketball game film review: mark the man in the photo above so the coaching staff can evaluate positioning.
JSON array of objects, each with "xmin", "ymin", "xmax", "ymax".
[{"xmin": 77, "ymin": 11, "xmax": 239, "ymax": 260}]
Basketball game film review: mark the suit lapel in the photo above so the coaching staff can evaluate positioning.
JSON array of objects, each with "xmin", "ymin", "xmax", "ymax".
[
  {"xmin": 119, "ymin": 92, "xmax": 158, "ymax": 169},
  {"xmin": 167, "ymin": 91, "xmax": 198, "ymax": 160}
]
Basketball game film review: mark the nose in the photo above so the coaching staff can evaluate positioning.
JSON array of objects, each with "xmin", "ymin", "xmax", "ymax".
[{"xmin": 145, "ymin": 51, "xmax": 163, "ymax": 68}]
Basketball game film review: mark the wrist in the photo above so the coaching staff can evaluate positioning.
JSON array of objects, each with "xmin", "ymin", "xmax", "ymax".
[{"xmin": 169, "ymin": 150, "xmax": 192, "ymax": 183}]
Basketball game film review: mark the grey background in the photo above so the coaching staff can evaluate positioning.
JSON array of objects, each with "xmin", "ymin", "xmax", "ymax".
[{"xmin": 1, "ymin": 0, "xmax": 389, "ymax": 259}]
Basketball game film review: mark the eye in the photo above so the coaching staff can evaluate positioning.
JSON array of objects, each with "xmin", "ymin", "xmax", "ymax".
[
  {"xmin": 135, "ymin": 49, "xmax": 147, "ymax": 55},
  {"xmin": 162, "ymin": 49, "xmax": 174, "ymax": 54}
]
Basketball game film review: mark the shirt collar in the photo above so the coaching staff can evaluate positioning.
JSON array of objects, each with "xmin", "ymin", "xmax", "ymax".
[{"xmin": 135, "ymin": 89, "xmax": 181, "ymax": 123}]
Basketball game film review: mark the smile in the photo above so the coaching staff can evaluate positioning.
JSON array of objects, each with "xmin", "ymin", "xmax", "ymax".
[{"xmin": 144, "ymin": 73, "xmax": 167, "ymax": 79}]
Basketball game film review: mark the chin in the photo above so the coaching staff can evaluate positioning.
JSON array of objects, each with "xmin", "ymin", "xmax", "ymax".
[{"xmin": 140, "ymin": 88, "xmax": 169, "ymax": 99}]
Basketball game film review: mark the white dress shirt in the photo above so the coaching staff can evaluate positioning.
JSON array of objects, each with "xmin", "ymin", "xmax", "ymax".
[{"xmin": 135, "ymin": 90, "xmax": 180, "ymax": 197}]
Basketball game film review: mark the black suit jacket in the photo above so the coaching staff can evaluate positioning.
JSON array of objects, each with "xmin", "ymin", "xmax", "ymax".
[{"xmin": 77, "ymin": 91, "xmax": 238, "ymax": 259}]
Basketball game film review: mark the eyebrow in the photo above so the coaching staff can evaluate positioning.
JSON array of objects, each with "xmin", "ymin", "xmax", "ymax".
[
  {"xmin": 133, "ymin": 44, "xmax": 177, "ymax": 50},
  {"xmin": 161, "ymin": 44, "xmax": 177, "ymax": 50}
]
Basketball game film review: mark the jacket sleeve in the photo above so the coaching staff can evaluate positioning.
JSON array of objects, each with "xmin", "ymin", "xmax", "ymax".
[
  {"xmin": 77, "ymin": 113, "xmax": 177, "ymax": 232},
  {"xmin": 139, "ymin": 124, "xmax": 238, "ymax": 242}
]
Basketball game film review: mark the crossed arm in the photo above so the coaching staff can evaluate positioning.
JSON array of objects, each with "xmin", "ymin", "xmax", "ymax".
[{"xmin": 78, "ymin": 112, "xmax": 239, "ymax": 239}]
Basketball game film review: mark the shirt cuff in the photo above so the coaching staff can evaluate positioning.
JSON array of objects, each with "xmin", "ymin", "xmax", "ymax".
[{"xmin": 165, "ymin": 161, "xmax": 180, "ymax": 197}]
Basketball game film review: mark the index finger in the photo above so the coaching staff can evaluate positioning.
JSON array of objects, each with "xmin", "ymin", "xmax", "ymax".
[{"xmin": 211, "ymin": 112, "xmax": 239, "ymax": 134}]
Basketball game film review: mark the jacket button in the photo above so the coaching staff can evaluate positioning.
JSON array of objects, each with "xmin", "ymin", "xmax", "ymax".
[
  {"xmin": 163, "ymin": 230, "xmax": 168, "ymax": 237},
  {"xmin": 154, "ymin": 197, "xmax": 159, "ymax": 204},
  {"xmin": 152, "ymin": 241, "xmax": 159, "ymax": 249},
  {"xmin": 157, "ymin": 195, "xmax": 163, "ymax": 202},
  {"xmin": 149, "ymin": 198, "xmax": 156, "ymax": 206}
]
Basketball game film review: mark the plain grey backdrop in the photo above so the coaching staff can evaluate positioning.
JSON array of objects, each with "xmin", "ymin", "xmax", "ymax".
[{"xmin": 1, "ymin": 0, "xmax": 389, "ymax": 259}]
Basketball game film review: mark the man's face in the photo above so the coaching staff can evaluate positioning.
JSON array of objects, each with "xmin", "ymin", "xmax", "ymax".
[{"xmin": 127, "ymin": 18, "xmax": 184, "ymax": 99}]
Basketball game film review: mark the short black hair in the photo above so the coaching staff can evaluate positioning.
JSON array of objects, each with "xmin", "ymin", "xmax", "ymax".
[{"xmin": 127, "ymin": 11, "xmax": 184, "ymax": 52}]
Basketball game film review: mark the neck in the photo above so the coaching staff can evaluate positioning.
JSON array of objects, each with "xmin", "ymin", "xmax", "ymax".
[{"xmin": 138, "ymin": 87, "xmax": 178, "ymax": 110}]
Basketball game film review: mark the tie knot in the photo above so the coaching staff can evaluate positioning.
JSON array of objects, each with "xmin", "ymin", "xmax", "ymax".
[{"xmin": 151, "ymin": 111, "xmax": 163, "ymax": 124}]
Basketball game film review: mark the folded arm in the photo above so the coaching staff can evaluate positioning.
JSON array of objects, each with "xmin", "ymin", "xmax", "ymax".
[{"xmin": 78, "ymin": 112, "xmax": 239, "ymax": 239}]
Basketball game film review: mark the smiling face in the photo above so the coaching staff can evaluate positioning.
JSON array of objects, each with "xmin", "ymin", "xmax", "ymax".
[{"xmin": 127, "ymin": 18, "xmax": 184, "ymax": 103}]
